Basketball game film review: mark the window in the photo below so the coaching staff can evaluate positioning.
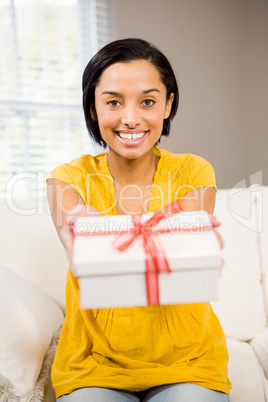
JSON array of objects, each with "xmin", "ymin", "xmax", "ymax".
[{"xmin": 0, "ymin": 0, "xmax": 113, "ymax": 204}]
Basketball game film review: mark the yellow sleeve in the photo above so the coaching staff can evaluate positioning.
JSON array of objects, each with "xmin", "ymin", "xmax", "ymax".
[
  {"xmin": 190, "ymin": 157, "xmax": 217, "ymax": 191},
  {"xmin": 173, "ymin": 154, "xmax": 217, "ymax": 200},
  {"xmin": 46, "ymin": 159, "xmax": 87, "ymax": 204}
]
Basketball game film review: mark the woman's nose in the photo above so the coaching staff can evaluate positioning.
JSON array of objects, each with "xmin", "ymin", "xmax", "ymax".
[{"xmin": 121, "ymin": 105, "xmax": 141, "ymax": 127}]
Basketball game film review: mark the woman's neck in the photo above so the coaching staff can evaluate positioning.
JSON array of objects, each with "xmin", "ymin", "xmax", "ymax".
[{"xmin": 106, "ymin": 148, "xmax": 159, "ymax": 188}]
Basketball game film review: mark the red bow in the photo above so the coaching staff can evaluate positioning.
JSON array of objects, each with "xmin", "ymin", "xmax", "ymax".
[{"xmin": 113, "ymin": 200, "xmax": 184, "ymax": 305}]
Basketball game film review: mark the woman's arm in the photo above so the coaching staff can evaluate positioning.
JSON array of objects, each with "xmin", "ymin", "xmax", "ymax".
[
  {"xmin": 180, "ymin": 186, "xmax": 215, "ymax": 214},
  {"xmin": 47, "ymin": 178, "xmax": 100, "ymax": 260}
]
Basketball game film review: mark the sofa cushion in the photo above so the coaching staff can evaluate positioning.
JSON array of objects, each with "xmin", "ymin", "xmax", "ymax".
[
  {"xmin": 257, "ymin": 186, "xmax": 268, "ymax": 317},
  {"xmin": 212, "ymin": 186, "xmax": 267, "ymax": 340},
  {"xmin": 0, "ymin": 264, "xmax": 64, "ymax": 402},
  {"xmin": 227, "ymin": 338, "xmax": 268, "ymax": 402},
  {"xmin": 250, "ymin": 328, "xmax": 268, "ymax": 379},
  {"xmin": 0, "ymin": 200, "xmax": 68, "ymax": 311}
]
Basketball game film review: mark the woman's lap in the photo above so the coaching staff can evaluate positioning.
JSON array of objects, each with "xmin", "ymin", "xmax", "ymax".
[
  {"xmin": 57, "ymin": 383, "xmax": 230, "ymax": 402},
  {"xmin": 144, "ymin": 383, "xmax": 230, "ymax": 402},
  {"xmin": 57, "ymin": 387, "xmax": 140, "ymax": 402}
]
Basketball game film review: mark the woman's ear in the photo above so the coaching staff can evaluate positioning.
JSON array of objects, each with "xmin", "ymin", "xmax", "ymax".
[
  {"xmin": 164, "ymin": 93, "xmax": 174, "ymax": 119},
  {"xmin": 90, "ymin": 104, "xmax": 98, "ymax": 121}
]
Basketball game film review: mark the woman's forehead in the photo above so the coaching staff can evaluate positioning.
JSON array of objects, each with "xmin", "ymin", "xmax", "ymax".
[{"xmin": 96, "ymin": 60, "xmax": 165, "ymax": 92}]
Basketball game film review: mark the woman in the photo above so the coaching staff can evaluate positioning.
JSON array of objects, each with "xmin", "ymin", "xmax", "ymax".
[{"xmin": 47, "ymin": 38, "xmax": 231, "ymax": 402}]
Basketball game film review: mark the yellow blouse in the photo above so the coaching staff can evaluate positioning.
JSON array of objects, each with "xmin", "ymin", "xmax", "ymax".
[{"xmin": 48, "ymin": 147, "xmax": 231, "ymax": 398}]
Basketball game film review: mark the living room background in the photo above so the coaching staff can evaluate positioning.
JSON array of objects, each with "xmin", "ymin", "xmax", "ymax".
[{"xmin": 1, "ymin": 0, "xmax": 267, "ymax": 204}]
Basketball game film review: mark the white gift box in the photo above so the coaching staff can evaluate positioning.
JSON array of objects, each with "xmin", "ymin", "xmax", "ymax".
[{"xmin": 72, "ymin": 210, "xmax": 221, "ymax": 309}]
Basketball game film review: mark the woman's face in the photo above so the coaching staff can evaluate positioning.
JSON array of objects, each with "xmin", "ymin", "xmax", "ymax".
[{"xmin": 93, "ymin": 59, "xmax": 174, "ymax": 161}]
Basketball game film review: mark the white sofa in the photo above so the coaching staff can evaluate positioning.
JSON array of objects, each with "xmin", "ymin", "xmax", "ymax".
[{"xmin": 0, "ymin": 186, "xmax": 268, "ymax": 402}]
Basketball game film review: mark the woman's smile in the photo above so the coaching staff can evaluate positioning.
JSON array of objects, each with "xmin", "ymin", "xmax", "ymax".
[{"xmin": 115, "ymin": 130, "xmax": 149, "ymax": 146}]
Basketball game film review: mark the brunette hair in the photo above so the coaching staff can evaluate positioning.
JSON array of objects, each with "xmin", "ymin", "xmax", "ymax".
[{"xmin": 82, "ymin": 38, "xmax": 179, "ymax": 147}]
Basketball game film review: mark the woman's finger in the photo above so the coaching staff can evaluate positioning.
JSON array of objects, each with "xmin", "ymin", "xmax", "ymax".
[
  {"xmin": 214, "ymin": 229, "xmax": 224, "ymax": 249},
  {"xmin": 209, "ymin": 214, "xmax": 221, "ymax": 228}
]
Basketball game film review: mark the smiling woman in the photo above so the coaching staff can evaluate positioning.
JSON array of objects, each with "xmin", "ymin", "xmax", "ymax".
[
  {"xmin": 46, "ymin": 38, "xmax": 231, "ymax": 401},
  {"xmin": 94, "ymin": 60, "xmax": 174, "ymax": 161}
]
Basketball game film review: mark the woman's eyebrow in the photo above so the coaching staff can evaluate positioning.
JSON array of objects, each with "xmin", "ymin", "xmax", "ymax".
[
  {"xmin": 101, "ymin": 91, "xmax": 120, "ymax": 96},
  {"xmin": 143, "ymin": 88, "xmax": 160, "ymax": 94},
  {"xmin": 101, "ymin": 88, "xmax": 161, "ymax": 96}
]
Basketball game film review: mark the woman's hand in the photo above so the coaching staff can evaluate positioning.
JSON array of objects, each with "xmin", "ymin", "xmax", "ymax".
[
  {"xmin": 180, "ymin": 187, "xmax": 224, "ymax": 249},
  {"xmin": 59, "ymin": 204, "xmax": 100, "ymax": 262},
  {"xmin": 209, "ymin": 215, "xmax": 224, "ymax": 249},
  {"xmin": 209, "ymin": 214, "xmax": 224, "ymax": 275},
  {"xmin": 47, "ymin": 179, "xmax": 101, "ymax": 263}
]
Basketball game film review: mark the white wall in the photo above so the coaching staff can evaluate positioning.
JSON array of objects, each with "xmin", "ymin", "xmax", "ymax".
[{"xmin": 112, "ymin": 0, "xmax": 268, "ymax": 188}]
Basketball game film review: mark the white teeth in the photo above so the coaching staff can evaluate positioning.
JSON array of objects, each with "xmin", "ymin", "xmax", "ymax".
[{"xmin": 118, "ymin": 132, "xmax": 147, "ymax": 141}]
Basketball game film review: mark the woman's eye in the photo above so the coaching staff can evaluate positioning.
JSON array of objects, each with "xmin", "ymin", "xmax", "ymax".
[
  {"xmin": 142, "ymin": 99, "xmax": 155, "ymax": 106},
  {"xmin": 108, "ymin": 100, "xmax": 120, "ymax": 107}
]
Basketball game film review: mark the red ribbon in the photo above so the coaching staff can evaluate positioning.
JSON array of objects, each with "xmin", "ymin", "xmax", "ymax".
[{"xmin": 113, "ymin": 200, "xmax": 185, "ymax": 305}]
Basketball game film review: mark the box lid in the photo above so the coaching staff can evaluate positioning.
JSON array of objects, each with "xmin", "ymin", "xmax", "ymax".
[{"xmin": 72, "ymin": 211, "xmax": 221, "ymax": 277}]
